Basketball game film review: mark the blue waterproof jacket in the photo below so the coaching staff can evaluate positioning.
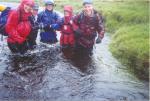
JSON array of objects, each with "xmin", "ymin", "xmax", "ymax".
[{"xmin": 37, "ymin": 9, "xmax": 61, "ymax": 43}]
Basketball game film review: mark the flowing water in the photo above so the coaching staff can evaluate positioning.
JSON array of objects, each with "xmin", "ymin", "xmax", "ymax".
[
  {"xmin": 0, "ymin": 34, "xmax": 148, "ymax": 101},
  {"xmin": 0, "ymin": 2, "xmax": 149, "ymax": 101}
]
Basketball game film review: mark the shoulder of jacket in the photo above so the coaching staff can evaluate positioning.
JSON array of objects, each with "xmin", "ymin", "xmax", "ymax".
[
  {"xmin": 53, "ymin": 11, "xmax": 60, "ymax": 16},
  {"xmin": 93, "ymin": 10, "xmax": 103, "ymax": 20},
  {"xmin": 8, "ymin": 9, "xmax": 19, "ymax": 17},
  {"xmin": 78, "ymin": 11, "xmax": 84, "ymax": 16},
  {"xmin": 39, "ymin": 11, "xmax": 45, "ymax": 15},
  {"xmin": 75, "ymin": 11, "xmax": 84, "ymax": 19},
  {"xmin": 10, "ymin": 9, "xmax": 18, "ymax": 14}
]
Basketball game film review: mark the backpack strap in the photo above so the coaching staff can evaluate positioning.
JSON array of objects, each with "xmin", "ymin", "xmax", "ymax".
[{"xmin": 77, "ymin": 12, "xmax": 84, "ymax": 24}]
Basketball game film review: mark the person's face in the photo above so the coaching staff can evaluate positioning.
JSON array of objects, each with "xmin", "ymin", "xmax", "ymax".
[
  {"xmin": 46, "ymin": 4, "xmax": 53, "ymax": 11},
  {"xmin": 24, "ymin": 4, "xmax": 33, "ymax": 13},
  {"xmin": 64, "ymin": 11, "xmax": 70, "ymax": 16},
  {"xmin": 31, "ymin": 9, "xmax": 38, "ymax": 16},
  {"xmin": 83, "ymin": 4, "xmax": 93, "ymax": 14}
]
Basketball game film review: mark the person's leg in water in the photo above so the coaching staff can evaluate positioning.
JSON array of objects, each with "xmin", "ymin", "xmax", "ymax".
[
  {"xmin": 87, "ymin": 46, "xmax": 93, "ymax": 56},
  {"xmin": 18, "ymin": 41, "xmax": 29, "ymax": 54},
  {"xmin": 60, "ymin": 34, "xmax": 70, "ymax": 49},
  {"xmin": 68, "ymin": 34, "xmax": 75, "ymax": 49},
  {"xmin": 28, "ymin": 31, "xmax": 38, "ymax": 50},
  {"xmin": 7, "ymin": 42, "xmax": 19, "ymax": 53},
  {"xmin": 75, "ymin": 44, "xmax": 93, "ymax": 56},
  {"xmin": 28, "ymin": 4, "xmax": 39, "ymax": 50}
]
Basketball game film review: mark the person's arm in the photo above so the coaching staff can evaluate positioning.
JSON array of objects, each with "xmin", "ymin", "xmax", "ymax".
[
  {"xmin": 96, "ymin": 13, "xmax": 105, "ymax": 43},
  {"xmin": 55, "ymin": 18, "xmax": 64, "ymax": 31},
  {"xmin": 29, "ymin": 16, "xmax": 41, "ymax": 31},
  {"xmin": 97, "ymin": 13, "xmax": 105, "ymax": 39},
  {"xmin": 50, "ymin": 12, "xmax": 62, "ymax": 30},
  {"xmin": 37, "ymin": 12, "xmax": 43, "ymax": 24}
]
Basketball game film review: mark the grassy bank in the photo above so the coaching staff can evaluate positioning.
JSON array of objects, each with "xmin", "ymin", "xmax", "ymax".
[
  {"xmin": 1, "ymin": 0, "xmax": 149, "ymax": 79},
  {"xmin": 96, "ymin": 1, "xmax": 149, "ymax": 79}
]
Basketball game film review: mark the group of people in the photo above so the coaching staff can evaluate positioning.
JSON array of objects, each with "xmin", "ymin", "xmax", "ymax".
[{"xmin": 0, "ymin": 0, "xmax": 105, "ymax": 56}]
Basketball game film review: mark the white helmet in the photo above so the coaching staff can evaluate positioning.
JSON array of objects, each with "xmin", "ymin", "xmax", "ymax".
[
  {"xmin": 83, "ymin": 0, "xmax": 93, "ymax": 5},
  {"xmin": 44, "ymin": 0, "xmax": 54, "ymax": 5}
]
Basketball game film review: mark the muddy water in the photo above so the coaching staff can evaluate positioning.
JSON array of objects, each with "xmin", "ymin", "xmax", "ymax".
[
  {"xmin": 0, "ymin": 2, "xmax": 149, "ymax": 101},
  {"xmin": 0, "ymin": 34, "xmax": 148, "ymax": 101}
]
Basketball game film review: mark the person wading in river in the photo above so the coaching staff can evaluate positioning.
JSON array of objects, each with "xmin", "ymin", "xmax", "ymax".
[
  {"xmin": 28, "ymin": 4, "xmax": 39, "ymax": 50},
  {"xmin": 73, "ymin": 0, "xmax": 105, "ymax": 55},
  {"xmin": 5, "ymin": 0, "xmax": 35, "ymax": 54},
  {"xmin": 37, "ymin": 0, "xmax": 61, "ymax": 44},
  {"xmin": 59, "ymin": 5, "xmax": 77, "ymax": 49}
]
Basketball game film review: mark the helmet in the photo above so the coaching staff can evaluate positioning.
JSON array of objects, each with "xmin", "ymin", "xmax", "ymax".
[
  {"xmin": 0, "ymin": 5, "xmax": 6, "ymax": 12},
  {"xmin": 83, "ymin": 0, "xmax": 93, "ymax": 5},
  {"xmin": 44, "ymin": 0, "xmax": 54, "ymax": 5},
  {"xmin": 33, "ymin": 3, "xmax": 39, "ymax": 10}
]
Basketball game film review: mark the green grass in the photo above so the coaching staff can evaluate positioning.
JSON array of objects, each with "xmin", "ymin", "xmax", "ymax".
[
  {"xmin": 104, "ymin": 1, "xmax": 149, "ymax": 79},
  {"xmin": 94, "ymin": 0, "xmax": 149, "ymax": 33},
  {"xmin": 110, "ymin": 24, "xmax": 149, "ymax": 77}
]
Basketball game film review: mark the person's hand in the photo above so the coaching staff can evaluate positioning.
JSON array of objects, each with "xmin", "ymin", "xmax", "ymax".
[
  {"xmin": 69, "ymin": 20, "xmax": 73, "ymax": 25},
  {"xmin": 38, "ymin": 23, "xmax": 44, "ymax": 29},
  {"xmin": 63, "ymin": 25, "xmax": 67, "ymax": 30},
  {"xmin": 96, "ymin": 36, "xmax": 102, "ymax": 44},
  {"xmin": 50, "ymin": 24, "xmax": 59, "ymax": 30}
]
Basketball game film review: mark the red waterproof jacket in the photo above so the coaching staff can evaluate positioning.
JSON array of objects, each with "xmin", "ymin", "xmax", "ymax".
[
  {"xmin": 6, "ymin": 0, "xmax": 34, "ymax": 44},
  {"xmin": 60, "ymin": 6, "xmax": 77, "ymax": 46}
]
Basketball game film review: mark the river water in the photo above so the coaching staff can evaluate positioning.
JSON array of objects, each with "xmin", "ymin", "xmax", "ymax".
[{"xmin": 0, "ymin": 2, "xmax": 149, "ymax": 101}]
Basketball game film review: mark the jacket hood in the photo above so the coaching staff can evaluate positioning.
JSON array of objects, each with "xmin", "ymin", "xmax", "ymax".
[
  {"xmin": 64, "ymin": 5, "xmax": 73, "ymax": 16},
  {"xmin": 18, "ymin": 0, "xmax": 35, "ymax": 11}
]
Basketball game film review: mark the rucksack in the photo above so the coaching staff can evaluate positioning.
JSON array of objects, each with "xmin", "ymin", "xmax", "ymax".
[{"xmin": 0, "ymin": 7, "xmax": 11, "ymax": 36}]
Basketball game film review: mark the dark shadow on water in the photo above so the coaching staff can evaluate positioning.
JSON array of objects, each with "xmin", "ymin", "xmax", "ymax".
[
  {"xmin": 0, "ymin": 45, "xmax": 148, "ymax": 101},
  {"xmin": 0, "ymin": 50, "xmax": 60, "ymax": 99},
  {"xmin": 6, "ymin": 55, "xmax": 37, "ymax": 72},
  {"xmin": 62, "ymin": 48, "xmax": 96, "ymax": 74}
]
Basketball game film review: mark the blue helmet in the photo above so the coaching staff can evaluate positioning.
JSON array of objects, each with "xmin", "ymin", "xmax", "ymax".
[
  {"xmin": 44, "ymin": 0, "xmax": 54, "ymax": 5},
  {"xmin": 83, "ymin": 0, "xmax": 93, "ymax": 5}
]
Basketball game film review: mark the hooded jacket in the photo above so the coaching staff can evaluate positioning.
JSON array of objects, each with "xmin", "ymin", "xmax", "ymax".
[
  {"xmin": 6, "ymin": 0, "xmax": 34, "ymax": 44},
  {"xmin": 59, "ymin": 5, "xmax": 77, "ymax": 46},
  {"xmin": 37, "ymin": 8, "xmax": 61, "ymax": 43}
]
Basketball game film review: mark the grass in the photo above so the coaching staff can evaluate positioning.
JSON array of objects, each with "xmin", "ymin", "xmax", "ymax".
[
  {"xmin": 1, "ymin": 0, "xmax": 149, "ymax": 79},
  {"xmin": 94, "ymin": 0, "xmax": 149, "ymax": 33},
  {"xmin": 110, "ymin": 24, "xmax": 149, "ymax": 78},
  {"xmin": 101, "ymin": 0, "xmax": 149, "ymax": 79}
]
